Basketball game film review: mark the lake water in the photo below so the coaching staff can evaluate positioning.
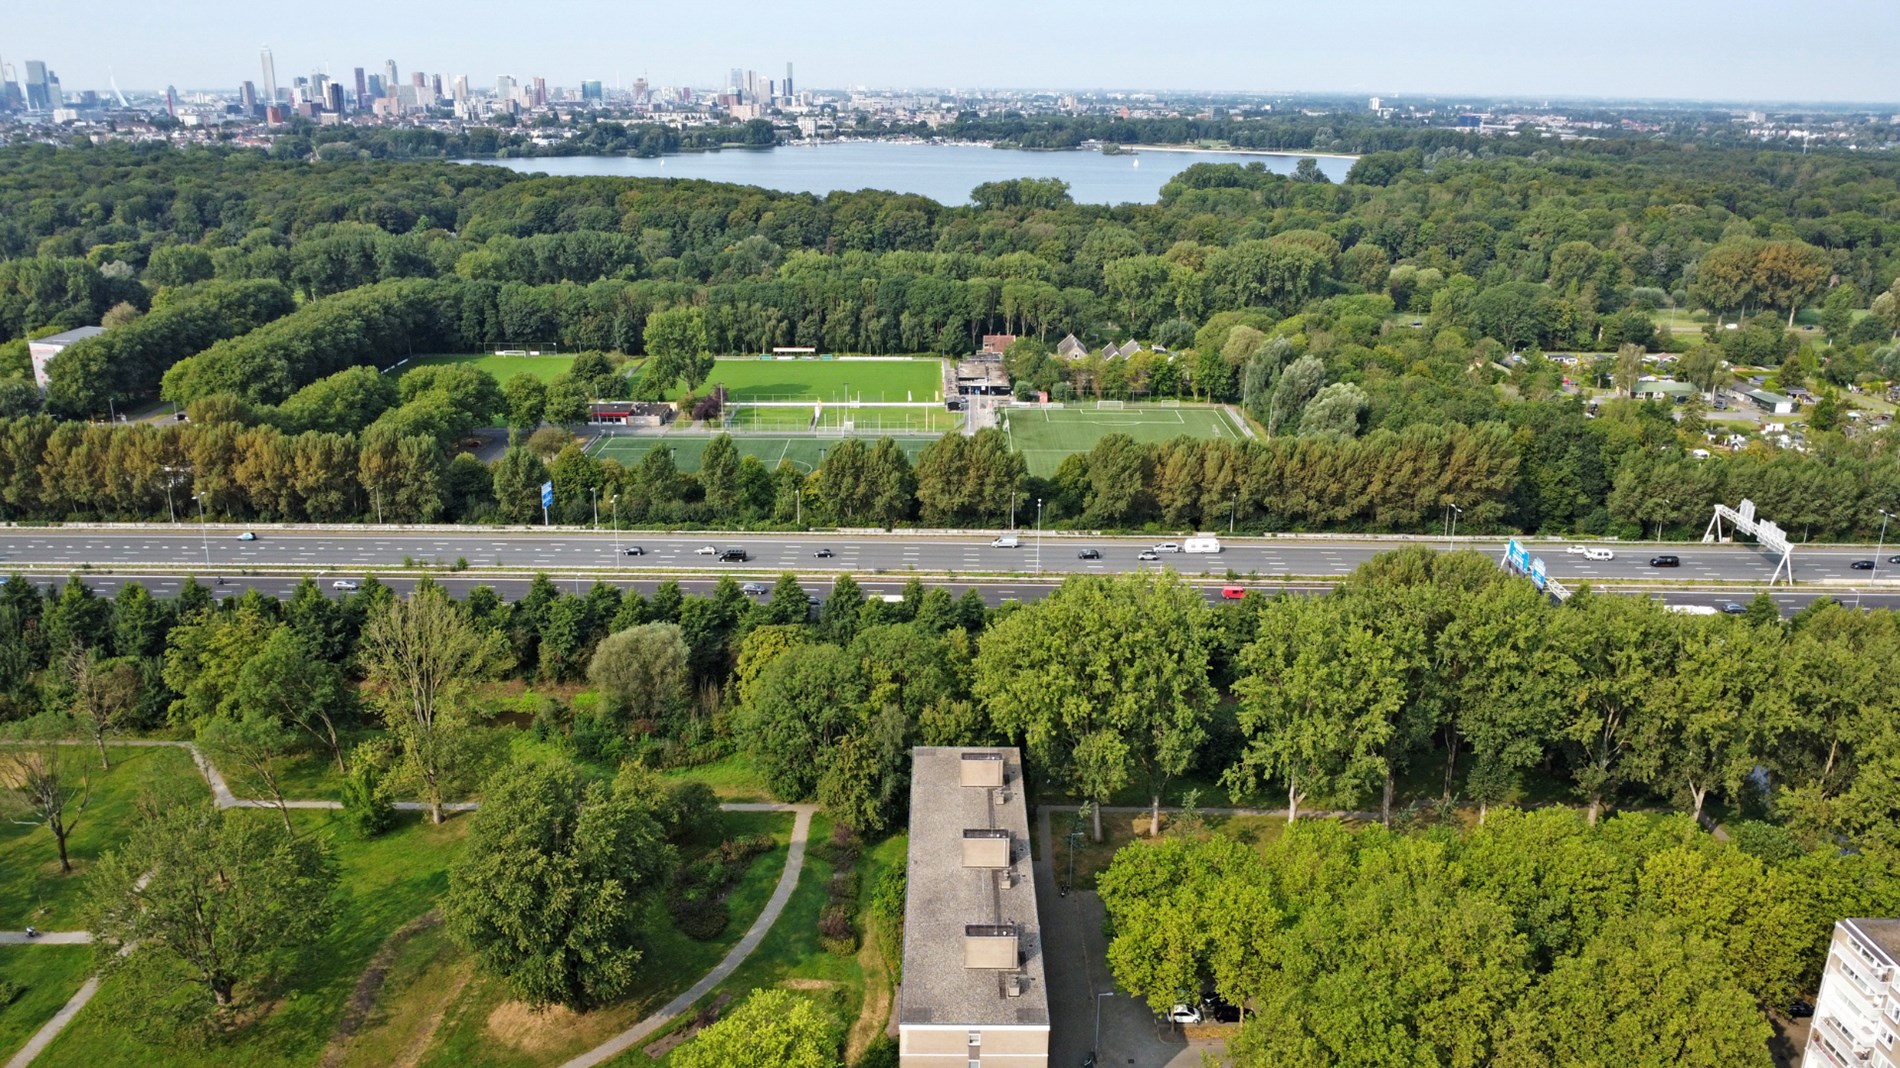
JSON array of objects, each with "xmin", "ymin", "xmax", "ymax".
[{"xmin": 467, "ymin": 141, "xmax": 1355, "ymax": 205}]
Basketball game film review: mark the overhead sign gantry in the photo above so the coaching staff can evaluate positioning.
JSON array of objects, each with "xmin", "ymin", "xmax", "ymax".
[{"xmin": 1703, "ymin": 498, "xmax": 1794, "ymax": 585}]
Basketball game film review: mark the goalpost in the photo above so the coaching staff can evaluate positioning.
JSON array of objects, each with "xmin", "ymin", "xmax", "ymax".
[
  {"xmin": 1096, "ymin": 399, "xmax": 1126, "ymax": 411},
  {"xmin": 488, "ymin": 341, "xmax": 560, "ymax": 356}
]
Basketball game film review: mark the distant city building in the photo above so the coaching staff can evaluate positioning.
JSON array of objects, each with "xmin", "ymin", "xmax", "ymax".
[
  {"xmin": 452, "ymin": 74, "xmax": 469, "ymax": 104},
  {"xmin": 430, "ymin": 74, "xmax": 443, "ymax": 102},
  {"xmin": 326, "ymin": 83, "xmax": 344, "ymax": 114},
  {"xmin": 24, "ymin": 60, "xmax": 52, "ymax": 111},
  {"xmin": 260, "ymin": 46, "xmax": 277, "ymax": 106},
  {"xmin": 366, "ymin": 73, "xmax": 384, "ymax": 100},
  {"xmin": 239, "ymin": 80, "xmax": 257, "ymax": 113},
  {"xmin": 581, "ymin": 80, "xmax": 602, "ymax": 103},
  {"xmin": 897, "ymin": 748, "xmax": 1049, "ymax": 1067},
  {"xmin": 384, "ymin": 60, "xmax": 398, "ymax": 92},
  {"xmin": 785, "ymin": 61, "xmax": 794, "ymax": 99},
  {"xmin": 353, "ymin": 67, "xmax": 367, "ymax": 111},
  {"xmin": 1803, "ymin": 918, "xmax": 1900, "ymax": 1067},
  {"xmin": 28, "ymin": 327, "xmax": 105, "ymax": 393},
  {"xmin": 532, "ymin": 76, "xmax": 547, "ymax": 108}
]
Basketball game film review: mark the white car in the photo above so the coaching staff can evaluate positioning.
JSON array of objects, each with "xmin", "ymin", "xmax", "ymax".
[
  {"xmin": 1137, "ymin": 550, "xmax": 1161, "ymax": 561},
  {"xmin": 694, "ymin": 545, "xmax": 717, "ymax": 555},
  {"xmin": 331, "ymin": 580, "xmax": 359, "ymax": 591},
  {"xmin": 1168, "ymin": 1003, "xmax": 1203, "ymax": 1024},
  {"xmin": 1153, "ymin": 542, "xmax": 1182, "ymax": 553},
  {"xmin": 1583, "ymin": 547, "xmax": 1615, "ymax": 561},
  {"xmin": 1566, "ymin": 545, "xmax": 1588, "ymax": 555}
]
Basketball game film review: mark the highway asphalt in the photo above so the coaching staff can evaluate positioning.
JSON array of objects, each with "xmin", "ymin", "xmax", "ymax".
[
  {"xmin": 2, "ymin": 526, "xmax": 1897, "ymax": 616},
  {"xmin": 1, "ymin": 526, "xmax": 1895, "ymax": 584}
]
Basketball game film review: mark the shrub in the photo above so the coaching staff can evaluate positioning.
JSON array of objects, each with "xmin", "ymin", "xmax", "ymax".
[
  {"xmin": 341, "ymin": 759, "xmax": 395, "ymax": 838},
  {"xmin": 818, "ymin": 904, "xmax": 857, "ymax": 955},
  {"xmin": 0, "ymin": 979, "xmax": 24, "ymax": 1008},
  {"xmin": 671, "ymin": 893, "xmax": 730, "ymax": 941}
]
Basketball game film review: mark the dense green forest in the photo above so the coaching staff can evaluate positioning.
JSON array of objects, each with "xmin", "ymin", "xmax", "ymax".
[
  {"xmin": 1, "ymin": 139, "xmax": 1898, "ymax": 536},
  {"xmin": 6, "ymin": 553, "xmax": 1900, "ymax": 1057}
]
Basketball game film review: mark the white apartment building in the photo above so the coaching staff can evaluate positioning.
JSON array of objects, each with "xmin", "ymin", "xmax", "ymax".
[{"xmin": 1805, "ymin": 918, "xmax": 1900, "ymax": 1067}]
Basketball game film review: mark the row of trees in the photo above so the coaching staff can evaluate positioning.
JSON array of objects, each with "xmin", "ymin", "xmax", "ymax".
[{"xmin": 1099, "ymin": 811, "xmax": 1892, "ymax": 1068}]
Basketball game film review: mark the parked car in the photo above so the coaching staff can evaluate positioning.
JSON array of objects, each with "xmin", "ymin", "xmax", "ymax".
[
  {"xmin": 1153, "ymin": 542, "xmax": 1181, "ymax": 553},
  {"xmin": 1137, "ymin": 549, "xmax": 1161, "ymax": 561},
  {"xmin": 1720, "ymin": 602, "xmax": 1747, "ymax": 615},
  {"xmin": 694, "ymin": 545, "xmax": 717, "ymax": 555},
  {"xmin": 741, "ymin": 582, "xmax": 768, "ymax": 596},
  {"xmin": 237, "ymin": 531, "xmax": 257, "ymax": 541},
  {"xmin": 622, "ymin": 546, "xmax": 644, "ymax": 556},
  {"xmin": 331, "ymin": 580, "xmax": 359, "ymax": 591},
  {"xmin": 1851, "ymin": 559, "xmax": 1877, "ymax": 570},
  {"xmin": 1167, "ymin": 1004, "xmax": 1203, "ymax": 1025},
  {"xmin": 1077, "ymin": 548, "xmax": 1102, "ymax": 560},
  {"xmin": 813, "ymin": 548, "xmax": 835, "ymax": 558},
  {"xmin": 1649, "ymin": 555, "xmax": 1681, "ymax": 567},
  {"xmin": 1790, "ymin": 998, "xmax": 1815, "ymax": 1018}
]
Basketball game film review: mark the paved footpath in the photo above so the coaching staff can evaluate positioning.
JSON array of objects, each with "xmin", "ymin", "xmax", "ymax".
[{"xmin": 3, "ymin": 740, "xmax": 813, "ymax": 1068}]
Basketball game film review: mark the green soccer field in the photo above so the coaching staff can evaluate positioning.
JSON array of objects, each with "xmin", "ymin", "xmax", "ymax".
[
  {"xmin": 687, "ymin": 357, "xmax": 945, "ymax": 404},
  {"xmin": 723, "ymin": 404, "xmax": 962, "ymax": 434},
  {"xmin": 1004, "ymin": 404, "xmax": 1247, "ymax": 476},
  {"xmin": 587, "ymin": 432, "xmax": 936, "ymax": 473},
  {"xmin": 401, "ymin": 353, "xmax": 578, "ymax": 383}
]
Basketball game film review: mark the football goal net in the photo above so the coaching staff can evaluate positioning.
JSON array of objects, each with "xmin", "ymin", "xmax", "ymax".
[{"xmin": 1096, "ymin": 399, "xmax": 1126, "ymax": 411}]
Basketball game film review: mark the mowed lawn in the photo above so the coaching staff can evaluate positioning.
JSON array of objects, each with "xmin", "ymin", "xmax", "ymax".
[
  {"xmin": 0, "ymin": 745, "xmax": 208, "ymax": 931},
  {"xmin": 401, "ymin": 353, "xmax": 579, "ymax": 383},
  {"xmin": 1004, "ymin": 404, "xmax": 1246, "ymax": 476},
  {"xmin": 686, "ymin": 358, "xmax": 944, "ymax": 404},
  {"xmin": 589, "ymin": 433, "xmax": 933, "ymax": 474}
]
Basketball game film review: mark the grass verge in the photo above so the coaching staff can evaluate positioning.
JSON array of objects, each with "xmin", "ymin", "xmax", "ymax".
[{"xmin": 0, "ymin": 945, "xmax": 93, "ymax": 1062}]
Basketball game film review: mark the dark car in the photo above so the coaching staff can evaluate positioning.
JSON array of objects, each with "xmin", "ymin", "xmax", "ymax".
[
  {"xmin": 1720, "ymin": 602, "xmax": 1747, "ymax": 615},
  {"xmin": 1790, "ymin": 998, "xmax": 1815, "ymax": 1018},
  {"xmin": 1077, "ymin": 548, "xmax": 1101, "ymax": 560},
  {"xmin": 1890, "ymin": 555, "xmax": 1900, "ymax": 564},
  {"xmin": 622, "ymin": 546, "xmax": 644, "ymax": 556},
  {"xmin": 1649, "ymin": 555, "xmax": 1681, "ymax": 567},
  {"xmin": 1851, "ymin": 559, "xmax": 1877, "ymax": 570},
  {"xmin": 813, "ymin": 548, "xmax": 835, "ymax": 558},
  {"xmin": 718, "ymin": 548, "xmax": 749, "ymax": 562},
  {"xmin": 740, "ymin": 582, "xmax": 768, "ymax": 596}
]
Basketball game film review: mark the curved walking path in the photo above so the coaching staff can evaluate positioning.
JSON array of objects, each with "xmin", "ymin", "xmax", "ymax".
[
  {"xmin": 557, "ymin": 803, "xmax": 815, "ymax": 1068},
  {"xmin": 4, "ymin": 739, "xmax": 816, "ymax": 1068}
]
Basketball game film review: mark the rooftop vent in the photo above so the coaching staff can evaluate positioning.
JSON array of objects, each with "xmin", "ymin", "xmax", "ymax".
[
  {"xmin": 964, "ymin": 924, "xmax": 1019, "ymax": 970},
  {"xmin": 962, "ymin": 828, "xmax": 1011, "ymax": 868},
  {"xmin": 960, "ymin": 751, "xmax": 1005, "ymax": 788}
]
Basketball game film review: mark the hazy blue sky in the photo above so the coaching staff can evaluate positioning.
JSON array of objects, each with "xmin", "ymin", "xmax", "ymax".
[{"xmin": 7, "ymin": 0, "xmax": 1895, "ymax": 103}]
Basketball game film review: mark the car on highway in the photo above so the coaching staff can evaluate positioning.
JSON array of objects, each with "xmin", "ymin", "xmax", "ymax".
[
  {"xmin": 237, "ymin": 531, "xmax": 257, "ymax": 541},
  {"xmin": 1583, "ymin": 548, "xmax": 1615, "ymax": 561},
  {"xmin": 813, "ymin": 548, "xmax": 835, "ymax": 558},
  {"xmin": 1720, "ymin": 602, "xmax": 1747, "ymax": 614},
  {"xmin": 719, "ymin": 548, "xmax": 749, "ymax": 562},
  {"xmin": 1891, "ymin": 555, "xmax": 1900, "ymax": 564},
  {"xmin": 1153, "ymin": 542, "xmax": 1181, "ymax": 553},
  {"xmin": 694, "ymin": 545, "xmax": 717, "ymax": 555},
  {"xmin": 1649, "ymin": 555, "xmax": 1681, "ymax": 567},
  {"xmin": 331, "ymin": 579, "xmax": 359, "ymax": 591},
  {"xmin": 1566, "ymin": 545, "xmax": 1588, "ymax": 554},
  {"xmin": 1852, "ymin": 559, "xmax": 1877, "ymax": 570},
  {"xmin": 1137, "ymin": 549, "xmax": 1161, "ymax": 561},
  {"xmin": 1220, "ymin": 586, "xmax": 1247, "ymax": 600},
  {"xmin": 1077, "ymin": 548, "xmax": 1101, "ymax": 560},
  {"xmin": 622, "ymin": 546, "xmax": 644, "ymax": 556},
  {"xmin": 741, "ymin": 582, "xmax": 768, "ymax": 596}
]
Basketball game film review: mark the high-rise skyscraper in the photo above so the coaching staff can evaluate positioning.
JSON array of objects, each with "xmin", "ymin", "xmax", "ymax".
[
  {"xmin": 326, "ymin": 83, "xmax": 344, "ymax": 114},
  {"xmin": 452, "ymin": 74, "xmax": 469, "ymax": 104},
  {"xmin": 430, "ymin": 74, "xmax": 442, "ymax": 101},
  {"xmin": 260, "ymin": 46, "xmax": 277, "ymax": 105},
  {"xmin": 366, "ymin": 74, "xmax": 384, "ymax": 99},
  {"xmin": 785, "ymin": 62, "xmax": 794, "ymax": 99},
  {"xmin": 353, "ymin": 67, "xmax": 367, "ymax": 110},
  {"xmin": 384, "ymin": 60, "xmax": 398, "ymax": 92},
  {"xmin": 23, "ymin": 60, "xmax": 49, "ymax": 111},
  {"xmin": 240, "ymin": 80, "xmax": 257, "ymax": 113},
  {"xmin": 581, "ymin": 80, "xmax": 602, "ymax": 103}
]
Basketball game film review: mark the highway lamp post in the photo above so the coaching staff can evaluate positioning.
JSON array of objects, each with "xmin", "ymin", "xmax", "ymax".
[
  {"xmin": 161, "ymin": 465, "xmax": 187, "ymax": 524},
  {"xmin": 1230, "ymin": 489, "xmax": 1239, "ymax": 534},
  {"xmin": 1447, "ymin": 503, "xmax": 1462, "ymax": 552},
  {"xmin": 192, "ymin": 494, "xmax": 213, "ymax": 580},
  {"xmin": 795, "ymin": 488, "xmax": 802, "ymax": 527},
  {"xmin": 1036, "ymin": 498, "xmax": 1044, "ymax": 576},
  {"xmin": 591, "ymin": 486, "xmax": 599, "ymax": 530},
  {"xmin": 1656, "ymin": 499, "xmax": 1671, "ymax": 543},
  {"xmin": 1092, "ymin": 991, "xmax": 1116, "ymax": 1062},
  {"xmin": 1010, "ymin": 490, "xmax": 1017, "ymax": 530},
  {"xmin": 610, "ymin": 495, "xmax": 619, "ymax": 557},
  {"xmin": 1861, "ymin": 509, "xmax": 1895, "ymax": 609}
]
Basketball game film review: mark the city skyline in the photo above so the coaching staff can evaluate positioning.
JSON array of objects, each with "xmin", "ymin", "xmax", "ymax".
[{"xmin": 3, "ymin": 0, "xmax": 1897, "ymax": 104}]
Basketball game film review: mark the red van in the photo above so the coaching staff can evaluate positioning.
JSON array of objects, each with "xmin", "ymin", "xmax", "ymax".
[{"xmin": 1220, "ymin": 586, "xmax": 1246, "ymax": 600}]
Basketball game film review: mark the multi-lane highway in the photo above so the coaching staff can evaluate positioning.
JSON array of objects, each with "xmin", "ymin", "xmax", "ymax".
[{"xmin": 0, "ymin": 525, "xmax": 1894, "ymax": 585}]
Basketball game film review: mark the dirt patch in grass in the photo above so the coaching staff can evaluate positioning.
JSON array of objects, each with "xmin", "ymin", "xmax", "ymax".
[
  {"xmin": 781, "ymin": 978, "xmax": 842, "ymax": 991},
  {"xmin": 847, "ymin": 923, "xmax": 893, "ymax": 1062},
  {"xmin": 484, "ymin": 999, "xmax": 583, "ymax": 1057},
  {"xmin": 641, "ymin": 992, "xmax": 732, "ymax": 1060},
  {"xmin": 321, "ymin": 910, "xmax": 444, "ymax": 1066}
]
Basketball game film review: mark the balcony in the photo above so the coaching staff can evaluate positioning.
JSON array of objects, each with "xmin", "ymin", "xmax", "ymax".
[
  {"xmin": 1807, "ymin": 1031, "xmax": 1851, "ymax": 1068},
  {"xmin": 1819, "ymin": 1013, "xmax": 1876, "ymax": 1062}
]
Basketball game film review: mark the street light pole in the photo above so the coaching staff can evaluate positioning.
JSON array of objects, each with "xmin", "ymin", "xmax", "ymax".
[
  {"xmin": 1656, "ymin": 499, "xmax": 1671, "ymax": 543},
  {"xmin": 591, "ymin": 487, "xmax": 599, "ymax": 531},
  {"xmin": 1036, "ymin": 498, "xmax": 1044, "ymax": 576},
  {"xmin": 1447, "ymin": 503, "xmax": 1462, "ymax": 552},
  {"xmin": 610, "ymin": 495, "xmax": 619, "ymax": 557},
  {"xmin": 1230, "ymin": 489, "xmax": 1239, "ymax": 534},
  {"xmin": 193, "ymin": 494, "xmax": 213, "ymax": 580},
  {"xmin": 1862, "ymin": 509, "xmax": 1894, "ymax": 609},
  {"xmin": 1092, "ymin": 991, "xmax": 1116, "ymax": 1062},
  {"xmin": 795, "ymin": 488, "xmax": 802, "ymax": 527}
]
